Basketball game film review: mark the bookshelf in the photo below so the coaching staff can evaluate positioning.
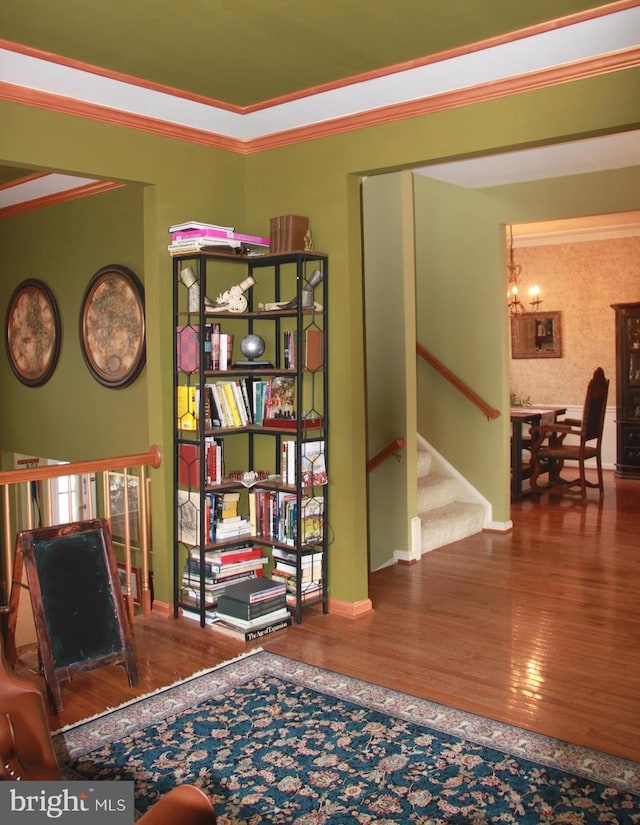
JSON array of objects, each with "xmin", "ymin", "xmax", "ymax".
[{"xmin": 173, "ymin": 250, "xmax": 329, "ymax": 627}]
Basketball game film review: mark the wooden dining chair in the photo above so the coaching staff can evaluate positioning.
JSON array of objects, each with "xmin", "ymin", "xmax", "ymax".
[{"xmin": 529, "ymin": 367, "xmax": 609, "ymax": 501}]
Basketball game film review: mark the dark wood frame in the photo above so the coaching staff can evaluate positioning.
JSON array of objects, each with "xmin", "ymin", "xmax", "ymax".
[
  {"xmin": 10, "ymin": 519, "xmax": 138, "ymax": 712},
  {"xmin": 79, "ymin": 264, "xmax": 146, "ymax": 387},
  {"xmin": 511, "ymin": 310, "xmax": 562, "ymax": 359},
  {"xmin": 4, "ymin": 279, "xmax": 61, "ymax": 387}
]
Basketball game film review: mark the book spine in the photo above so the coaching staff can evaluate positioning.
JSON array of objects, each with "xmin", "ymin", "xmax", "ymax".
[{"xmin": 245, "ymin": 617, "xmax": 291, "ymax": 640}]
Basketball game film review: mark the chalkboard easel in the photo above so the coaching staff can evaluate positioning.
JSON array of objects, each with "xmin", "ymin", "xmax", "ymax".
[{"xmin": 6, "ymin": 518, "xmax": 139, "ymax": 713}]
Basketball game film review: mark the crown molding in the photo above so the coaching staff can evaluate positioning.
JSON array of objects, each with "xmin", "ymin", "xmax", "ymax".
[
  {"xmin": 0, "ymin": 4, "xmax": 638, "ymax": 148},
  {"xmin": 0, "ymin": 180, "xmax": 125, "ymax": 218},
  {"xmin": 514, "ymin": 221, "xmax": 640, "ymax": 246}
]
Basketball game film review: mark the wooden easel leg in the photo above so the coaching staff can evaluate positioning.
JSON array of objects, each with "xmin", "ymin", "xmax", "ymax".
[
  {"xmin": 124, "ymin": 647, "xmax": 139, "ymax": 687},
  {"xmin": 44, "ymin": 673, "xmax": 64, "ymax": 714}
]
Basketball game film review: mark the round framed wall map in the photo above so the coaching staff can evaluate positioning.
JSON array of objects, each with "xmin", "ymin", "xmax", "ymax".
[
  {"xmin": 79, "ymin": 264, "xmax": 146, "ymax": 388},
  {"xmin": 5, "ymin": 279, "xmax": 61, "ymax": 387}
]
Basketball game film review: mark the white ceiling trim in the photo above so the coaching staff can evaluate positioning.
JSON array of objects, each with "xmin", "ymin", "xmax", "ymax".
[
  {"xmin": 0, "ymin": 6, "xmax": 638, "ymax": 140},
  {"xmin": 0, "ymin": 173, "xmax": 99, "ymax": 209},
  {"xmin": 415, "ymin": 131, "xmax": 640, "ymax": 188}
]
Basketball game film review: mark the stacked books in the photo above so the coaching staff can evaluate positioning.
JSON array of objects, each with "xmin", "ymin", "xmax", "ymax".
[
  {"xmin": 180, "ymin": 544, "xmax": 268, "ymax": 610},
  {"xmin": 168, "ymin": 221, "xmax": 270, "ymax": 256},
  {"xmin": 211, "ymin": 577, "xmax": 291, "ymax": 641},
  {"xmin": 271, "ymin": 547, "xmax": 323, "ymax": 607},
  {"xmin": 215, "ymin": 491, "xmax": 251, "ymax": 539}
]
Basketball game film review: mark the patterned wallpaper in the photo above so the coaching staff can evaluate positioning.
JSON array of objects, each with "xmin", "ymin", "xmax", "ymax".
[{"xmin": 509, "ymin": 236, "xmax": 640, "ymax": 407}]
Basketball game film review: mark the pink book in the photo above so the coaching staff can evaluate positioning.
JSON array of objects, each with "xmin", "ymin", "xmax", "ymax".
[{"xmin": 171, "ymin": 227, "xmax": 270, "ymax": 247}]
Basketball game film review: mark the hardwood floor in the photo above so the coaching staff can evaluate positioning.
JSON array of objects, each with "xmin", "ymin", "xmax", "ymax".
[{"xmin": 18, "ymin": 470, "xmax": 640, "ymax": 763}]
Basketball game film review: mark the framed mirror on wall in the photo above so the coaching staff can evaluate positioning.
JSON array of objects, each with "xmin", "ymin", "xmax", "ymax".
[{"xmin": 511, "ymin": 311, "xmax": 562, "ymax": 359}]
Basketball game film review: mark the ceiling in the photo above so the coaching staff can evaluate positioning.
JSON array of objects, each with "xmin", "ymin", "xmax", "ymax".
[
  {"xmin": 1, "ymin": 1, "xmax": 639, "ymax": 214},
  {"xmin": 0, "ymin": 1, "xmax": 620, "ymax": 108}
]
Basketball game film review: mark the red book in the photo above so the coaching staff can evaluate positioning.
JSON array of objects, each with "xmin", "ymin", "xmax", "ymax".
[{"xmin": 217, "ymin": 546, "xmax": 264, "ymax": 565}]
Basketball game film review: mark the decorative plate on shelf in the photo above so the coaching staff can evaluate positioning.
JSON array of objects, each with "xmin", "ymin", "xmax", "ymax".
[
  {"xmin": 5, "ymin": 279, "xmax": 61, "ymax": 387},
  {"xmin": 79, "ymin": 264, "xmax": 146, "ymax": 388}
]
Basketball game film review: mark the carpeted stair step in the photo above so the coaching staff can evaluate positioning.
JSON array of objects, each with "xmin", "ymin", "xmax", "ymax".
[
  {"xmin": 419, "ymin": 500, "xmax": 486, "ymax": 554},
  {"xmin": 417, "ymin": 448, "xmax": 433, "ymax": 478},
  {"xmin": 418, "ymin": 473, "xmax": 459, "ymax": 512}
]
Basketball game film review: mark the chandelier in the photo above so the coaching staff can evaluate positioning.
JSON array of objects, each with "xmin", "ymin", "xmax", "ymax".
[{"xmin": 507, "ymin": 224, "xmax": 542, "ymax": 316}]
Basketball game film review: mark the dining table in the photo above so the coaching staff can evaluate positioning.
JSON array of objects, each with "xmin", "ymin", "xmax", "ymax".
[{"xmin": 510, "ymin": 406, "xmax": 567, "ymax": 499}]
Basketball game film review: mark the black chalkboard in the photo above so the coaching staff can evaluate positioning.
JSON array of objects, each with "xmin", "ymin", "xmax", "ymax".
[{"xmin": 16, "ymin": 519, "xmax": 138, "ymax": 712}]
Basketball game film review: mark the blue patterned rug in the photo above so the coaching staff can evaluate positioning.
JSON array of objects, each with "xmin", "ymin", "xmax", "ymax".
[{"xmin": 54, "ymin": 649, "xmax": 639, "ymax": 823}]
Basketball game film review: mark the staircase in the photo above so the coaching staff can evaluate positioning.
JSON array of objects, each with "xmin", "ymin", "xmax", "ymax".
[{"xmin": 417, "ymin": 445, "xmax": 486, "ymax": 554}]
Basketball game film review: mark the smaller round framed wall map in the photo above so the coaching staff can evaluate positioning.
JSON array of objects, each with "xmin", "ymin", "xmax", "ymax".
[
  {"xmin": 79, "ymin": 264, "xmax": 146, "ymax": 388},
  {"xmin": 5, "ymin": 279, "xmax": 61, "ymax": 387}
]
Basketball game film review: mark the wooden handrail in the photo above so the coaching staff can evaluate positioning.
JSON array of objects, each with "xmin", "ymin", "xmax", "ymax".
[
  {"xmin": 367, "ymin": 438, "xmax": 406, "ymax": 473},
  {"xmin": 0, "ymin": 445, "xmax": 161, "ymax": 620},
  {"xmin": 0, "ymin": 444, "xmax": 161, "ymax": 486},
  {"xmin": 416, "ymin": 342, "xmax": 501, "ymax": 421}
]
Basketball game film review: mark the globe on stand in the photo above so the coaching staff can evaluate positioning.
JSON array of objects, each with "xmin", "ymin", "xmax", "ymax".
[{"xmin": 235, "ymin": 333, "xmax": 272, "ymax": 367}]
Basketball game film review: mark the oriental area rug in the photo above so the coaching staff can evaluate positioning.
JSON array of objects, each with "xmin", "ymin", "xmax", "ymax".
[{"xmin": 54, "ymin": 649, "xmax": 640, "ymax": 824}]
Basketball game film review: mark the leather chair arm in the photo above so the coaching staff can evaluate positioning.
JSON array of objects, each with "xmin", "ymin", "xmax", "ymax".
[{"xmin": 138, "ymin": 785, "xmax": 216, "ymax": 825}]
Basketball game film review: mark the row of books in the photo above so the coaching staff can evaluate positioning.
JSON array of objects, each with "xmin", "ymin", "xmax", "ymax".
[
  {"xmin": 281, "ymin": 440, "xmax": 328, "ymax": 487},
  {"xmin": 178, "ymin": 488, "xmax": 324, "ymax": 547},
  {"xmin": 283, "ymin": 328, "xmax": 324, "ymax": 373},
  {"xmin": 205, "ymin": 376, "xmax": 296, "ymax": 429},
  {"xmin": 178, "ymin": 439, "xmax": 223, "ymax": 487},
  {"xmin": 177, "ymin": 489, "xmax": 253, "ymax": 545},
  {"xmin": 177, "ymin": 324, "xmax": 324, "ymax": 376},
  {"xmin": 177, "ymin": 324, "xmax": 235, "ymax": 372},
  {"xmin": 269, "ymin": 215, "xmax": 309, "ymax": 253},
  {"xmin": 248, "ymin": 490, "xmax": 324, "ymax": 546}
]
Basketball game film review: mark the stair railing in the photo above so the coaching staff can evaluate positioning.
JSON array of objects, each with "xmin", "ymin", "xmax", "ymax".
[
  {"xmin": 416, "ymin": 342, "xmax": 501, "ymax": 421},
  {"xmin": 0, "ymin": 445, "xmax": 161, "ymax": 623},
  {"xmin": 367, "ymin": 438, "xmax": 406, "ymax": 473}
]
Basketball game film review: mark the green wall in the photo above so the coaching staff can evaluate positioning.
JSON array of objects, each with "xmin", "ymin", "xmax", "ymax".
[
  {"xmin": 0, "ymin": 62, "xmax": 639, "ymax": 606},
  {"xmin": 413, "ymin": 177, "xmax": 508, "ymax": 515},
  {"xmin": 0, "ymin": 186, "xmax": 148, "ymax": 460},
  {"xmin": 363, "ymin": 172, "xmax": 418, "ymax": 571}
]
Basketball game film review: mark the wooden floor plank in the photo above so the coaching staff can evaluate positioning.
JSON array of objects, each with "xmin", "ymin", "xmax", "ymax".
[{"xmin": 13, "ymin": 470, "xmax": 640, "ymax": 763}]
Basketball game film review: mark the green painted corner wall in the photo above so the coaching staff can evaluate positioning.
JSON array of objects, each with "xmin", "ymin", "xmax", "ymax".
[
  {"xmin": 363, "ymin": 172, "xmax": 417, "ymax": 571},
  {"xmin": 0, "ymin": 186, "xmax": 148, "ymax": 460},
  {"xmin": 0, "ymin": 63, "xmax": 639, "ymax": 607}
]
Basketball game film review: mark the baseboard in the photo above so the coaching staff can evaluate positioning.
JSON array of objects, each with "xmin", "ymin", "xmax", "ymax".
[
  {"xmin": 151, "ymin": 600, "xmax": 173, "ymax": 619},
  {"xmin": 328, "ymin": 597, "xmax": 374, "ymax": 618},
  {"xmin": 484, "ymin": 520, "xmax": 513, "ymax": 533}
]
